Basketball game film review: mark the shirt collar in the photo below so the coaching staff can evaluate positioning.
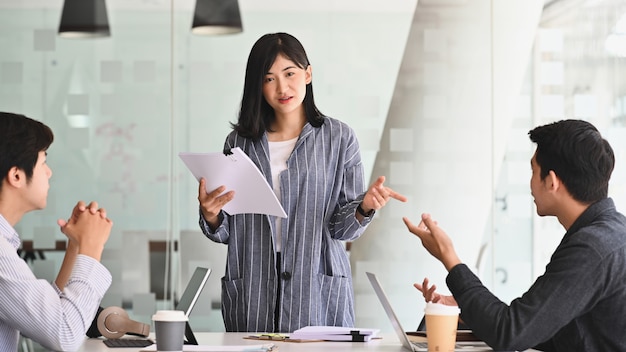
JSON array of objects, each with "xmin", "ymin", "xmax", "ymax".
[
  {"xmin": 566, "ymin": 197, "xmax": 614, "ymax": 237},
  {"xmin": 0, "ymin": 213, "xmax": 21, "ymax": 250}
]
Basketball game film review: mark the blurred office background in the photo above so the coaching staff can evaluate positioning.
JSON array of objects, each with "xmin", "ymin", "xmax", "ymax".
[{"xmin": 2, "ymin": 0, "xmax": 626, "ymax": 344}]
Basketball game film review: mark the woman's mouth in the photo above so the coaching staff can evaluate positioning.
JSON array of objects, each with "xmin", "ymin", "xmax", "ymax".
[{"xmin": 279, "ymin": 96, "xmax": 292, "ymax": 104}]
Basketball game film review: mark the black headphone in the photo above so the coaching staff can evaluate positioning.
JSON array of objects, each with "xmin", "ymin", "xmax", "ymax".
[{"xmin": 86, "ymin": 306, "xmax": 150, "ymax": 339}]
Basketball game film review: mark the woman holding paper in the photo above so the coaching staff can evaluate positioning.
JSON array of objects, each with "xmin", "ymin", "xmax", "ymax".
[{"xmin": 197, "ymin": 32, "xmax": 406, "ymax": 333}]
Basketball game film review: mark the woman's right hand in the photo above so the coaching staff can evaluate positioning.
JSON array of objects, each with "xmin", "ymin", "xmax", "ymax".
[
  {"xmin": 198, "ymin": 178, "xmax": 235, "ymax": 228},
  {"xmin": 414, "ymin": 277, "xmax": 458, "ymax": 306}
]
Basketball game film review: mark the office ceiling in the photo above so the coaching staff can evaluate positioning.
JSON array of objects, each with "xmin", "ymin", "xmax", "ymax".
[
  {"xmin": 0, "ymin": 0, "xmax": 572, "ymax": 17},
  {"xmin": 0, "ymin": 0, "xmax": 415, "ymax": 13}
]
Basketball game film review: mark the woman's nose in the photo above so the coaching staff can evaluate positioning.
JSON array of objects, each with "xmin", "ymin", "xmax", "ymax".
[{"xmin": 276, "ymin": 79, "xmax": 288, "ymax": 94}]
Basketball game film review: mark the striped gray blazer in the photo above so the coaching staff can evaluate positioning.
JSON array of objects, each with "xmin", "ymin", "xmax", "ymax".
[{"xmin": 199, "ymin": 116, "xmax": 371, "ymax": 332}]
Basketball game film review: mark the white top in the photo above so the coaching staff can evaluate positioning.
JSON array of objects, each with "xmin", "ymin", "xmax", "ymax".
[{"xmin": 268, "ymin": 137, "xmax": 298, "ymax": 253}]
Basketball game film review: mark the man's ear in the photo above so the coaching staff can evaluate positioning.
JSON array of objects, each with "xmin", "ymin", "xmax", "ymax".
[
  {"xmin": 547, "ymin": 170, "xmax": 562, "ymax": 192},
  {"xmin": 6, "ymin": 167, "xmax": 25, "ymax": 188}
]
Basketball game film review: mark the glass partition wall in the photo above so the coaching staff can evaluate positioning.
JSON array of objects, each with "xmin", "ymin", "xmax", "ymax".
[
  {"xmin": 2, "ymin": 0, "xmax": 626, "ymax": 345},
  {"xmin": 0, "ymin": 0, "xmax": 416, "ymax": 339},
  {"xmin": 491, "ymin": 0, "xmax": 626, "ymax": 304},
  {"xmin": 1, "ymin": 3, "xmax": 185, "ymax": 328}
]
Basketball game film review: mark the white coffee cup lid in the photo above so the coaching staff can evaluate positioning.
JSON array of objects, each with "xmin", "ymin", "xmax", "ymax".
[
  {"xmin": 424, "ymin": 302, "xmax": 460, "ymax": 315},
  {"xmin": 152, "ymin": 310, "xmax": 188, "ymax": 322}
]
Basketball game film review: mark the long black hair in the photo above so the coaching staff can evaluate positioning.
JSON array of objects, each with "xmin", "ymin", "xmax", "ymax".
[{"xmin": 231, "ymin": 32, "xmax": 324, "ymax": 141}]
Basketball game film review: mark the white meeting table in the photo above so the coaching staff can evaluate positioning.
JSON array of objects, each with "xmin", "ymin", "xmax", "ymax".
[
  {"xmin": 81, "ymin": 332, "xmax": 409, "ymax": 352},
  {"xmin": 78, "ymin": 332, "xmax": 540, "ymax": 352}
]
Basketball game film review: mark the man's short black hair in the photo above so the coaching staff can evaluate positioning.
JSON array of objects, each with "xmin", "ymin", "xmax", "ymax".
[
  {"xmin": 529, "ymin": 119, "xmax": 614, "ymax": 203},
  {"xmin": 0, "ymin": 112, "xmax": 54, "ymax": 192}
]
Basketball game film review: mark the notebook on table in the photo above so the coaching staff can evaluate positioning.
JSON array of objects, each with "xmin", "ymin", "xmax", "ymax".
[{"xmin": 365, "ymin": 272, "xmax": 492, "ymax": 352}]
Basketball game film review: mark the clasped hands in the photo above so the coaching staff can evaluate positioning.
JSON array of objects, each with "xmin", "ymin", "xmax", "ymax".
[{"xmin": 57, "ymin": 201, "xmax": 112, "ymax": 255}]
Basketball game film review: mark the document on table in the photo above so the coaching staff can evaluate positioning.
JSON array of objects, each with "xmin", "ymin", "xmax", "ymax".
[
  {"xmin": 288, "ymin": 325, "xmax": 380, "ymax": 342},
  {"xmin": 140, "ymin": 343, "xmax": 276, "ymax": 351},
  {"xmin": 179, "ymin": 148, "xmax": 287, "ymax": 218}
]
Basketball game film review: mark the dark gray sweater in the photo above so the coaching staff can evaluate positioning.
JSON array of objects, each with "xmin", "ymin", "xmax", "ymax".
[{"xmin": 447, "ymin": 198, "xmax": 626, "ymax": 352}]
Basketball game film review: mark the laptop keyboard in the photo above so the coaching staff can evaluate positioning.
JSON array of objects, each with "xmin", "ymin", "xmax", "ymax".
[
  {"xmin": 412, "ymin": 341, "xmax": 428, "ymax": 348},
  {"xmin": 411, "ymin": 341, "xmax": 491, "ymax": 351},
  {"xmin": 103, "ymin": 338, "xmax": 154, "ymax": 348}
]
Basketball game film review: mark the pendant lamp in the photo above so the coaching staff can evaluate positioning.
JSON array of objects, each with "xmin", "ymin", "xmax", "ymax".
[
  {"xmin": 58, "ymin": 0, "xmax": 111, "ymax": 38},
  {"xmin": 192, "ymin": 0, "xmax": 243, "ymax": 35}
]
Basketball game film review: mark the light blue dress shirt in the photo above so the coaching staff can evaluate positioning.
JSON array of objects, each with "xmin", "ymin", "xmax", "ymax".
[{"xmin": 0, "ymin": 214, "xmax": 111, "ymax": 351}]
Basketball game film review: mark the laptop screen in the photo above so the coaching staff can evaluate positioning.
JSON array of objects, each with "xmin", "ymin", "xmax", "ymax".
[
  {"xmin": 175, "ymin": 267, "xmax": 211, "ymax": 344},
  {"xmin": 366, "ymin": 272, "xmax": 415, "ymax": 350},
  {"xmin": 175, "ymin": 267, "xmax": 211, "ymax": 316}
]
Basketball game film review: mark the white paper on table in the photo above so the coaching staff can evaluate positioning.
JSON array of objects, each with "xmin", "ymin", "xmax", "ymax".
[
  {"xmin": 291, "ymin": 325, "xmax": 379, "ymax": 335},
  {"xmin": 140, "ymin": 343, "xmax": 275, "ymax": 351},
  {"xmin": 289, "ymin": 325, "xmax": 380, "ymax": 341},
  {"xmin": 179, "ymin": 148, "xmax": 287, "ymax": 218}
]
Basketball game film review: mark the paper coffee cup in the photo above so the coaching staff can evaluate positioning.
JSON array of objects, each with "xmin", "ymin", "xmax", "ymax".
[
  {"xmin": 424, "ymin": 302, "xmax": 460, "ymax": 352},
  {"xmin": 152, "ymin": 310, "xmax": 188, "ymax": 352}
]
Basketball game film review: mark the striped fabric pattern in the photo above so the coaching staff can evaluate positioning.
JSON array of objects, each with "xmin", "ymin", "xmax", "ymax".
[
  {"xmin": 199, "ymin": 116, "xmax": 371, "ymax": 332},
  {"xmin": 0, "ymin": 214, "xmax": 111, "ymax": 351}
]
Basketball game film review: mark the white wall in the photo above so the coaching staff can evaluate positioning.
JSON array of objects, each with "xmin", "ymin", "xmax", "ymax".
[{"xmin": 350, "ymin": 0, "xmax": 543, "ymax": 332}]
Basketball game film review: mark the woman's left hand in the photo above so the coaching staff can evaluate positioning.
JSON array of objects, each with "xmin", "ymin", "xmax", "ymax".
[{"xmin": 360, "ymin": 176, "xmax": 408, "ymax": 213}]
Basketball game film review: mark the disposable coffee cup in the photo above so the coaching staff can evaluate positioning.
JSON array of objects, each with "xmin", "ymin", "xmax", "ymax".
[
  {"xmin": 424, "ymin": 302, "xmax": 461, "ymax": 352},
  {"xmin": 152, "ymin": 310, "xmax": 188, "ymax": 352}
]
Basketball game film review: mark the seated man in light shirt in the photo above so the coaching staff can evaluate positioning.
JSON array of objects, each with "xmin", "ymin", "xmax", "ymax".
[
  {"xmin": 404, "ymin": 119, "xmax": 626, "ymax": 351},
  {"xmin": 0, "ymin": 112, "xmax": 113, "ymax": 351}
]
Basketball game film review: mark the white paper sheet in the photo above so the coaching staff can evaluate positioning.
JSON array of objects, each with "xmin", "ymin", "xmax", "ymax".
[
  {"xmin": 289, "ymin": 325, "xmax": 380, "ymax": 341},
  {"xmin": 179, "ymin": 148, "xmax": 287, "ymax": 218},
  {"xmin": 141, "ymin": 343, "xmax": 276, "ymax": 351}
]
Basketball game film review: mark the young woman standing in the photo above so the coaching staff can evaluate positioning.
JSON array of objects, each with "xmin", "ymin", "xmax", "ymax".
[{"xmin": 197, "ymin": 32, "xmax": 406, "ymax": 333}]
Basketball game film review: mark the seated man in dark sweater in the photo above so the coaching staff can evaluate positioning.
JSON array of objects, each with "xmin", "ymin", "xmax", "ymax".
[{"xmin": 403, "ymin": 119, "xmax": 626, "ymax": 352}]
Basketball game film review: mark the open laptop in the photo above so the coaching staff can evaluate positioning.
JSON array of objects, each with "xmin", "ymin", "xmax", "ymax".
[
  {"xmin": 176, "ymin": 266, "xmax": 212, "ymax": 345},
  {"xmin": 103, "ymin": 266, "xmax": 211, "ymax": 348},
  {"xmin": 365, "ymin": 272, "xmax": 491, "ymax": 352}
]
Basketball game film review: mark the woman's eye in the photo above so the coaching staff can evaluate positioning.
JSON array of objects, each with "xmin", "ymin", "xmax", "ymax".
[{"xmin": 264, "ymin": 77, "xmax": 274, "ymax": 83}]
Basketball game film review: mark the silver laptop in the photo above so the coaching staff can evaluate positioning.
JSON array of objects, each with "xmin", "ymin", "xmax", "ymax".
[
  {"xmin": 175, "ymin": 267, "xmax": 211, "ymax": 345},
  {"xmin": 365, "ymin": 272, "xmax": 491, "ymax": 352}
]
